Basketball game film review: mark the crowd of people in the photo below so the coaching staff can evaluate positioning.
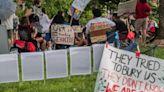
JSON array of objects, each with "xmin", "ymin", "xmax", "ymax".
[{"xmin": 0, "ymin": 0, "xmax": 159, "ymax": 53}]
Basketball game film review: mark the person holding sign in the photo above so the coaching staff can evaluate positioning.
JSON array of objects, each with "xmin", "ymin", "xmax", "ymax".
[
  {"xmin": 85, "ymin": 8, "xmax": 116, "ymax": 45},
  {"xmin": 51, "ymin": 11, "xmax": 72, "ymax": 49}
]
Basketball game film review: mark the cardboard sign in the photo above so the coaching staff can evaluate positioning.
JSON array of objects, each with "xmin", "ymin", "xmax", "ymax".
[
  {"xmin": 94, "ymin": 44, "xmax": 164, "ymax": 92},
  {"xmin": 117, "ymin": 0, "xmax": 137, "ymax": 16},
  {"xmin": 51, "ymin": 24, "xmax": 75, "ymax": 45},
  {"xmin": 90, "ymin": 22, "xmax": 112, "ymax": 43},
  {"xmin": 72, "ymin": 0, "xmax": 91, "ymax": 11},
  {"xmin": 72, "ymin": 26, "xmax": 83, "ymax": 33}
]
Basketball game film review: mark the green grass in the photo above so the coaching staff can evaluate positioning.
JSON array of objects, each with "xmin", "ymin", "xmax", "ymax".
[
  {"xmin": 0, "ymin": 74, "xmax": 97, "ymax": 92},
  {"xmin": 0, "ymin": 47, "xmax": 164, "ymax": 92}
]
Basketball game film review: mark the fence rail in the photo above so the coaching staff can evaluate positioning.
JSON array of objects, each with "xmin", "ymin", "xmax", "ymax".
[{"xmin": 0, "ymin": 44, "xmax": 104, "ymax": 83}]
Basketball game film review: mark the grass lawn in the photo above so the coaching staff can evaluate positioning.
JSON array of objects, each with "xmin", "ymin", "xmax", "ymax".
[
  {"xmin": 0, "ymin": 74, "xmax": 97, "ymax": 92},
  {"xmin": 0, "ymin": 47, "xmax": 163, "ymax": 92}
]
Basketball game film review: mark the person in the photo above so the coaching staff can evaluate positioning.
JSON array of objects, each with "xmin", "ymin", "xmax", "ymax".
[
  {"xmin": 28, "ymin": 14, "xmax": 47, "ymax": 51},
  {"xmin": 1, "ymin": 13, "xmax": 18, "ymax": 46},
  {"xmin": 16, "ymin": 16, "xmax": 38, "ymax": 52},
  {"xmin": 135, "ymin": 0, "xmax": 151, "ymax": 42},
  {"xmin": 112, "ymin": 13, "xmax": 128, "ymax": 37},
  {"xmin": 68, "ymin": 15, "xmax": 80, "ymax": 26},
  {"xmin": 40, "ymin": 8, "xmax": 52, "ymax": 50},
  {"xmin": 51, "ymin": 11, "xmax": 69, "ymax": 49},
  {"xmin": 40, "ymin": 8, "xmax": 51, "ymax": 41},
  {"xmin": 32, "ymin": 0, "xmax": 42, "ymax": 17},
  {"xmin": 85, "ymin": 8, "xmax": 116, "ymax": 45},
  {"xmin": 51, "ymin": 11, "xmax": 66, "ymax": 25}
]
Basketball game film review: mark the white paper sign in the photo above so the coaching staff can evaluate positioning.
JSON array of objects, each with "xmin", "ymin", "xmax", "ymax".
[
  {"xmin": 94, "ymin": 44, "xmax": 164, "ymax": 92},
  {"xmin": 0, "ymin": 54, "xmax": 19, "ymax": 83},
  {"xmin": 45, "ymin": 50, "xmax": 68, "ymax": 79},
  {"xmin": 21, "ymin": 52, "xmax": 44, "ymax": 81},
  {"xmin": 70, "ymin": 46, "xmax": 91, "ymax": 76},
  {"xmin": 92, "ymin": 44, "xmax": 104, "ymax": 72},
  {"xmin": 72, "ymin": 0, "xmax": 91, "ymax": 11}
]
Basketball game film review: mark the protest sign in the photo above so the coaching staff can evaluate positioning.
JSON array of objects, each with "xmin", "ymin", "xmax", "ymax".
[
  {"xmin": 117, "ymin": 0, "xmax": 137, "ymax": 16},
  {"xmin": 94, "ymin": 44, "xmax": 164, "ymax": 92},
  {"xmin": 51, "ymin": 24, "xmax": 75, "ymax": 45},
  {"xmin": 72, "ymin": 26, "xmax": 83, "ymax": 33},
  {"xmin": 72, "ymin": 0, "xmax": 91, "ymax": 11},
  {"xmin": 90, "ymin": 22, "xmax": 112, "ymax": 43}
]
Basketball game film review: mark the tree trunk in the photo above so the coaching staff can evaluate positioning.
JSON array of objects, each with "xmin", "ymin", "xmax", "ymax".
[{"xmin": 159, "ymin": 0, "xmax": 164, "ymax": 39}]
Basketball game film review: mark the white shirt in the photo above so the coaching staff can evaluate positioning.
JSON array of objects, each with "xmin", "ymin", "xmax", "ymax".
[
  {"xmin": 40, "ymin": 13, "xmax": 51, "ymax": 33},
  {"xmin": 1, "ymin": 14, "xmax": 17, "ymax": 30},
  {"xmin": 85, "ymin": 17, "xmax": 116, "ymax": 34}
]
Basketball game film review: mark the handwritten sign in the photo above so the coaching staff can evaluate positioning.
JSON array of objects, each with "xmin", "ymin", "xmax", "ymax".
[
  {"xmin": 117, "ymin": 0, "xmax": 137, "ymax": 16},
  {"xmin": 94, "ymin": 44, "xmax": 164, "ymax": 92},
  {"xmin": 72, "ymin": 26, "xmax": 83, "ymax": 33},
  {"xmin": 90, "ymin": 22, "xmax": 112, "ymax": 43},
  {"xmin": 72, "ymin": 0, "xmax": 91, "ymax": 11},
  {"xmin": 51, "ymin": 24, "xmax": 75, "ymax": 45}
]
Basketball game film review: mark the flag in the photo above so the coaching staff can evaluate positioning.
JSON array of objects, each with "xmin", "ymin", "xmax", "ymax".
[{"xmin": 68, "ymin": 6, "xmax": 82, "ymax": 20}]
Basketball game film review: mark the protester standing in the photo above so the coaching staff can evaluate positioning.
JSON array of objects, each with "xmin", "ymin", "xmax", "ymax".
[
  {"xmin": 135, "ymin": 0, "xmax": 151, "ymax": 42},
  {"xmin": 85, "ymin": 8, "xmax": 116, "ymax": 45},
  {"xmin": 1, "ymin": 13, "xmax": 18, "ymax": 46}
]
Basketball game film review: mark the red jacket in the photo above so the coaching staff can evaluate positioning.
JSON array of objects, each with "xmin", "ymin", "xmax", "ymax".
[{"xmin": 135, "ymin": 2, "xmax": 151, "ymax": 19}]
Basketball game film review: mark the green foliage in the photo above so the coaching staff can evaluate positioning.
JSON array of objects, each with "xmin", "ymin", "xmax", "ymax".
[
  {"xmin": 41, "ymin": 0, "xmax": 73, "ymax": 18},
  {"xmin": 0, "ymin": 74, "xmax": 97, "ymax": 92}
]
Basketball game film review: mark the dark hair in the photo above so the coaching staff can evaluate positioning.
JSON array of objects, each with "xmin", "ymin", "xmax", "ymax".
[
  {"xmin": 33, "ymin": 0, "xmax": 40, "ymax": 5},
  {"xmin": 68, "ymin": 15, "xmax": 79, "ymax": 26},
  {"xmin": 92, "ymin": 8, "xmax": 101, "ymax": 17},
  {"xmin": 140, "ymin": 0, "xmax": 147, "ymax": 3},
  {"xmin": 42, "ymin": 8, "xmax": 46, "ymax": 14},
  {"xmin": 29, "ymin": 14, "xmax": 40, "ymax": 23},
  {"xmin": 20, "ymin": 17, "xmax": 29, "ymax": 25},
  {"xmin": 51, "ymin": 11, "xmax": 65, "ymax": 24}
]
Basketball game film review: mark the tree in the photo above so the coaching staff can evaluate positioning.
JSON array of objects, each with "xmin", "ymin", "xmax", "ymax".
[{"xmin": 159, "ymin": 0, "xmax": 164, "ymax": 39}]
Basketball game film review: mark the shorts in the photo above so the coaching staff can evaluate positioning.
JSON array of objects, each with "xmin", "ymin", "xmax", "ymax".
[
  {"xmin": 135, "ymin": 18, "xmax": 147, "ymax": 32},
  {"xmin": 7, "ymin": 29, "xmax": 13, "ymax": 39},
  {"xmin": 44, "ymin": 33, "xmax": 51, "ymax": 41}
]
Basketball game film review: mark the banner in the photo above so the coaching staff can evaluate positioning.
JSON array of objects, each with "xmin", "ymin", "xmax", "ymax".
[
  {"xmin": 51, "ymin": 24, "xmax": 75, "ymax": 45},
  {"xmin": 90, "ymin": 22, "xmax": 112, "ymax": 43},
  {"xmin": 117, "ymin": 0, "xmax": 137, "ymax": 16},
  {"xmin": 72, "ymin": 0, "xmax": 91, "ymax": 11},
  {"xmin": 94, "ymin": 44, "xmax": 164, "ymax": 92}
]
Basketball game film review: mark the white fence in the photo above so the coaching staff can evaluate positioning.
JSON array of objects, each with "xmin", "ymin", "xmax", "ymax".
[{"xmin": 0, "ymin": 44, "xmax": 104, "ymax": 83}]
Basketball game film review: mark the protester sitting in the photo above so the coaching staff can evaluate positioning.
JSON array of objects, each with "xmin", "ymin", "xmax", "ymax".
[
  {"xmin": 68, "ymin": 16, "xmax": 88, "ymax": 46},
  {"xmin": 40, "ymin": 8, "xmax": 51, "ymax": 41},
  {"xmin": 51, "ymin": 11, "xmax": 70, "ymax": 49},
  {"xmin": 39, "ymin": 8, "xmax": 52, "ymax": 50},
  {"xmin": 85, "ymin": 8, "xmax": 116, "ymax": 45},
  {"xmin": 16, "ymin": 16, "xmax": 38, "ymax": 52},
  {"xmin": 29, "ymin": 14, "xmax": 47, "ymax": 51},
  {"xmin": 112, "ymin": 13, "xmax": 128, "ymax": 41},
  {"xmin": 1, "ymin": 13, "xmax": 18, "ymax": 47}
]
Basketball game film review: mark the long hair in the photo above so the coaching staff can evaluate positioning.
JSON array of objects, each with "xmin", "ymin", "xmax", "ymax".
[{"xmin": 51, "ymin": 11, "xmax": 65, "ymax": 24}]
